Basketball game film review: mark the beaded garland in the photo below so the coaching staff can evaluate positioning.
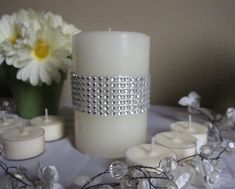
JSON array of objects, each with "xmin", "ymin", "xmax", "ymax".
[{"xmin": 71, "ymin": 72, "xmax": 150, "ymax": 116}]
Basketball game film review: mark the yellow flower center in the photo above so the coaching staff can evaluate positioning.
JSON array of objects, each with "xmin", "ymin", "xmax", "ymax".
[
  {"xmin": 32, "ymin": 41, "xmax": 50, "ymax": 61},
  {"xmin": 9, "ymin": 34, "xmax": 19, "ymax": 44}
]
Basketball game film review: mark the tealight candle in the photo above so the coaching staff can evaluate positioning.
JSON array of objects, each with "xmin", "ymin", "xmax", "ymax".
[
  {"xmin": 31, "ymin": 109, "xmax": 64, "ymax": 142},
  {"xmin": 171, "ymin": 121, "xmax": 208, "ymax": 152},
  {"xmin": 0, "ymin": 126, "xmax": 45, "ymax": 160},
  {"xmin": 154, "ymin": 132, "xmax": 197, "ymax": 159},
  {"xmin": 125, "ymin": 141, "xmax": 176, "ymax": 169}
]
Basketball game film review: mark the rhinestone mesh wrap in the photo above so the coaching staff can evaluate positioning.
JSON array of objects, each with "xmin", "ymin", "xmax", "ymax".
[{"xmin": 71, "ymin": 72, "xmax": 150, "ymax": 116}]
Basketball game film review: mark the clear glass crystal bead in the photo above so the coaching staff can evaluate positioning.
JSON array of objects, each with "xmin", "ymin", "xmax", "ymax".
[
  {"xmin": 200, "ymin": 145, "xmax": 212, "ymax": 157},
  {"xmin": 160, "ymin": 157, "xmax": 178, "ymax": 173},
  {"xmin": 109, "ymin": 161, "xmax": 128, "ymax": 179}
]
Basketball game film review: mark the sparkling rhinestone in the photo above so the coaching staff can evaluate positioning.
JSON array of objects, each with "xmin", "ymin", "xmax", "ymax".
[{"xmin": 227, "ymin": 141, "xmax": 235, "ymax": 149}]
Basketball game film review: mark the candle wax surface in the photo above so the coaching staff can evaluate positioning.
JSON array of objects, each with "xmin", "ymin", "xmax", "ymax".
[
  {"xmin": 154, "ymin": 132, "xmax": 197, "ymax": 149},
  {"xmin": 31, "ymin": 116, "xmax": 64, "ymax": 126},
  {"xmin": 171, "ymin": 121, "xmax": 208, "ymax": 134},
  {"xmin": 125, "ymin": 144, "xmax": 176, "ymax": 167},
  {"xmin": 1, "ymin": 127, "xmax": 44, "ymax": 141}
]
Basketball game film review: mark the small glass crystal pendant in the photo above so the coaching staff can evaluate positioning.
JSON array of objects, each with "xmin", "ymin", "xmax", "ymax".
[
  {"xmin": 109, "ymin": 161, "xmax": 128, "ymax": 179},
  {"xmin": 173, "ymin": 166, "xmax": 195, "ymax": 189},
  {"xmin": 208, "ymin": 170, "xmax": 220, "ymax": 184},
  {"xmin": 160, "ymin": 157, "xmax": 178, "ymax": 173},
  {"xmin": 137, "ymin": 179, "xmax": 149, "ymax": 189},
  {"xmin": 203, "ymin": 160, "xmax": 214, "ymax": 173},
  {"xmin": 200, "ymin": 145, "xmax": 212, "ymax": 157},
  {"xmin": 166, "ymin": 180, "xmax": 178, "ymax": 189}
]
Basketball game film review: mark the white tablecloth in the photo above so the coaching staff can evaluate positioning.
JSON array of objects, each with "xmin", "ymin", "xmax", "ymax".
[{"xmin": 1, "ymin": 105, "xmax": 235, "ymax": 189}]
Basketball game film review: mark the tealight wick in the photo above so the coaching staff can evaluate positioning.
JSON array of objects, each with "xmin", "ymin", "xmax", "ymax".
[
  {"xmin": 20, "ymin": 120, "xmax": 27, "ymax": 134},
  {"xmin": 1, "ymin": 110, "xmax": 6, "ymax": 122},
  {"xmin": 188, "ymin": 114, "xmax": 192, "ymax": 129},
  {"xmin": 44, "ymin": 108, "xmax": 49, "ymax": 121}
]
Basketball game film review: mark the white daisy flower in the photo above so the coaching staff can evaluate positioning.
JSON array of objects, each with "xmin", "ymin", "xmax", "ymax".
[
  {"xmin": 44, "ymin": 12, "xmax": 81, "ymax": 52},
  {"xmin": 0, "ymin": 13, "xmax": 20, "ymax": 64},
  {"xmin": 7, "ymin": 23, "xmax": 71, "ymax": 86},
  {"xmin": 0, "ymin": 13, "xmax": 20, "ymax": 44},
  {"xmin": 0, "ymin": 9, "xmax": 80, "ymax": 86},
  {"xmin": 44, "ymin": 11, "xmax": 81, "ymax": 36},
  {"xmin": 178, "ymin": 91, "xmax": 200, "ymax": 108}
]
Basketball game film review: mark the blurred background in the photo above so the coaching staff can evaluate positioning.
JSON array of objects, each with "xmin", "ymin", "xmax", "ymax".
[{"xmin": 0, "ymin": 0, "xmax": 235, "ymax": 111}]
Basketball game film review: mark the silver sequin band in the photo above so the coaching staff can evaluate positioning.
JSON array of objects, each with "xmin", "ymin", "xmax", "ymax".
[{"xmin": 71, "ymin": 72, "xmax": 150, "ymax": 116}]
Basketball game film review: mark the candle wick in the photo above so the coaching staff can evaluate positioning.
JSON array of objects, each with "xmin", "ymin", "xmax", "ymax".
[
  {"xmin": 45, "ymin": 108, "xmax": 49, "ymax": 121},
  {"xmin": 1, "ymin": 110, "xmax": 6, "ymax": 122},
  {"xmin": 189, "ymin": 114, "xmax": 192, "ymax": 129},
  {"xmin": 20, "ymin": 120, "xmax": 27, "ymax": 134}
]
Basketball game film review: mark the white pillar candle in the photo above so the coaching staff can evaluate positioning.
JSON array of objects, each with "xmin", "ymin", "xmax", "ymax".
[
  {"xmin": 31, "ymin": 109, "xmax": 64, "ymax": 142},
  {"xmin": 0, "ymin": 127, "xmax": 45, "ymax": 160},
  {"xmin": 125, "ymin": 143, "xmax": 176, "ymax": 168},
  {"xmin": 154, "ymin": 132, "xmax": 197, "ymax": 159},
  {"xmin": 171, "ymin": 121, "xmax": 208, "ymax": 152},
  {"xmin": 73, "ymin": 31, "xmax": 150, "ymax": 158}
]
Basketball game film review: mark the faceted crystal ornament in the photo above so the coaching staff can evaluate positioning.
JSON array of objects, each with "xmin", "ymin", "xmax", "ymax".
[
  {"xmin": 131, "ymin": 168, "xmax": 144, "ymax": 178},
  {"xmin": 203, "ymin": 160, "xmax": 214, "ymax": 173},
  {"xmin": 173, "ymin": 166, "xmax": 195, "ymax": 189},
  {"xmin": 137, "ymin": 179, "xmax": 149, "ymax": 189},
  {"xmin": 166, "ymin": 180, "xmax": 178, "ymax": 189},
  {"xmin": 208, "ymin": 170, "xmax": 220, "ymax": 184},
  {"xmin": 109, "ymin": 161, "xmax": 128, "ymax": 179},
  {"xmin": 200, "ymin": 145, "xmax": 212, "ymax": 157},
  {"xmin": 160, "ymin": 157, "xmax": 178, "ymax": 173}
]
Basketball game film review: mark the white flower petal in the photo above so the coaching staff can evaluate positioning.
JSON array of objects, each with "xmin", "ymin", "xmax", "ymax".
[
  {"xmin": 29, "ymin": 63, "xmax": 39, "ymax": 86},
  {"xmin": 188, "ymin": 91, "xmax": 200, "ymax": 100},
  {"xmin": 39, "ymin": 64, "xmax": 51, "ymax": 84},
  {"xmin": 178, "ymin": 97, "xmax": 191, "ymax": 106},
  {"xmin": 62, "ymin": 22, "xmax": 81, "ymax": 36}
]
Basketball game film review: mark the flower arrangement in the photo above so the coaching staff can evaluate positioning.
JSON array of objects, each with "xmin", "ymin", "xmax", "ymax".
[{"xmin": 0, "ymin": 9, "xmax": 80, "ymax": 86}]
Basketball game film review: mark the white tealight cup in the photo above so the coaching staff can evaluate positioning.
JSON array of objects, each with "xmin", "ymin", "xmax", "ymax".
[
  {"xmin": 171, "ymin": 121, "xmax": 208, "ymax": 152},
  {"xmin": 31, "ymin": 115, "xmax": 64, "ymax": 142},
  {"xmin": 0, "ymin": 127, "xmax": 45, "ymax": 160},
  {"xmin": 125, "ymin": 143, "xmax": 176, "ymax": 170},
  {"xmin": 154, "ymin": 132, "xmax": 197, "ymax": 160},
  {"xmin": 0, "ymin": 116, "xmax": 23, "ymax": 134}
]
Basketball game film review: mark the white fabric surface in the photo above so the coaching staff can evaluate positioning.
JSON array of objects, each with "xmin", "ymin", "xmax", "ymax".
[{"xmin": 1, "ymin": 105, "xmax": 235, "ymax": 189}]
